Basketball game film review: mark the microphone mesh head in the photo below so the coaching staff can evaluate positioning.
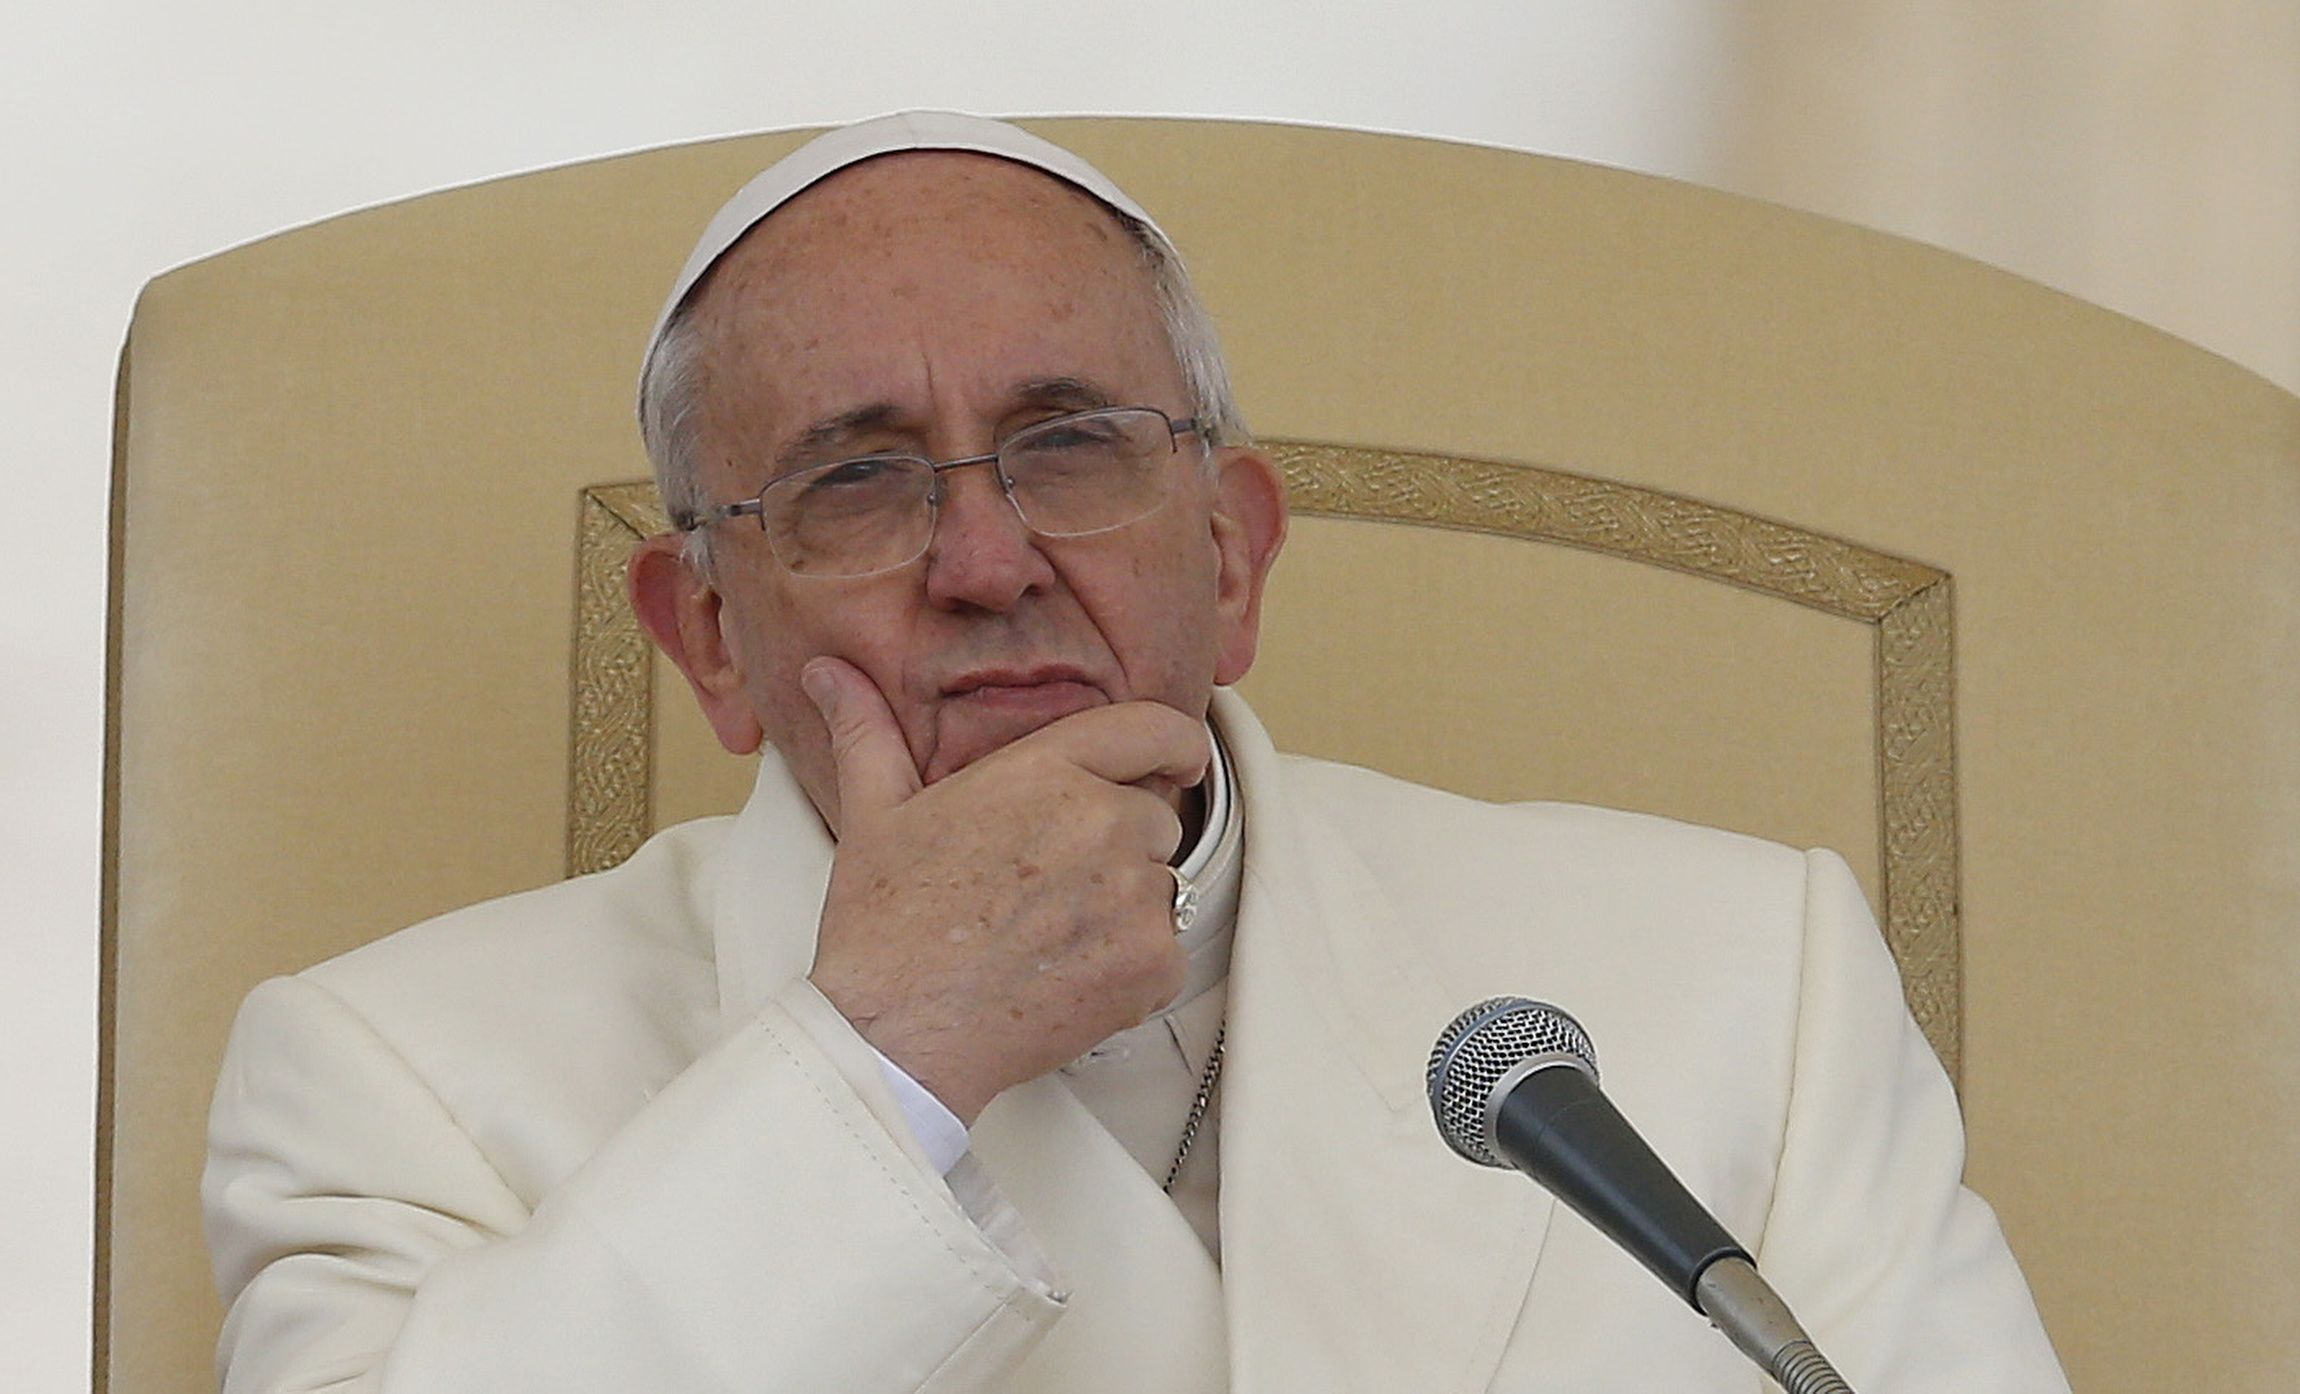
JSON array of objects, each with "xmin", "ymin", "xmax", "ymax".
[{"xmin": 1426, "ymin": 996, "xmax": 1598, "ymax": 1167}]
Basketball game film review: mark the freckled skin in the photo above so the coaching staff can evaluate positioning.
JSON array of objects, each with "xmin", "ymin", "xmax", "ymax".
[
  {"xmin": 630, "ymin": 151, "xmax": 1289, "ymax": 1121},
  {"xmin": 674, "ymin": 153, "xmax": 1251, "ymax": 822}
]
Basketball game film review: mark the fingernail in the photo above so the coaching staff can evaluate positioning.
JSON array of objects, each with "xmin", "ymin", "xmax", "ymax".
[{"xmin": 799, "ymin": 662, "xmax": 836, "ymax": 713}]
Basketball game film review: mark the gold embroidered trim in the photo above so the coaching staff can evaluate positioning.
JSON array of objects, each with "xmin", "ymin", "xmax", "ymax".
[
  {"xmin": 571, "ymin": 445, "xmax": 1963, "ymax": 1081},
  {"xmin": 569, "ymin": 484, "xmax": 669, "ymax": 878},
  {"xmin": 1265, "ymin": 442, "xmax": 1961, "ymax": 1083}
]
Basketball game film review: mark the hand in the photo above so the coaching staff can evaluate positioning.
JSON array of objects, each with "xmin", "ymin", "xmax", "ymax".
[{"xmin": 800, "ymin": 657, "xmax": 1209, "ymax": 1125}]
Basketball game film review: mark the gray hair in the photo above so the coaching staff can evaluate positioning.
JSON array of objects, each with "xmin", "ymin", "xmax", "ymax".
[{"xmin": 637, "ymin": 206, "xmax": 1247, "ymax": 578}]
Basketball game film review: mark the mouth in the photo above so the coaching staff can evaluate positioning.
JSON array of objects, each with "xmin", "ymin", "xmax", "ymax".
[
  {"xmin": 942, "ymin": 666, "xmax": 1104, "ymax": 710},
  {"xmin": 928, "ymin": 666, "xmax": 1109, "ymax": 777}
]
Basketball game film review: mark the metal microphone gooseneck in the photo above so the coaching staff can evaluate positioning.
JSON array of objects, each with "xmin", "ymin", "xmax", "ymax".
[{"xmin": 1427, "ymin": 996, "xmax": 1857, "ymax": 1394}]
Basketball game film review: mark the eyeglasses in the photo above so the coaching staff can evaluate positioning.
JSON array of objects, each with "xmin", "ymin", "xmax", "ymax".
[{"xmin": 680, "ymin": 406, "xmax": 1204, "ymax": 578}]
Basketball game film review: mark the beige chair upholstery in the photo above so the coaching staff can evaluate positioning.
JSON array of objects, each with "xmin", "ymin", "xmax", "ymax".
[{"xmin": 103, "ymin": 118, "xmax": 2300, "ymax": 1393}]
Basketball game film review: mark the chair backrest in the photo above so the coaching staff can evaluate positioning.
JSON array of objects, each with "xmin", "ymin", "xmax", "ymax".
[{"xmin": 104, "ymin": 117, "xmax": 2300, "ymax": 1394}]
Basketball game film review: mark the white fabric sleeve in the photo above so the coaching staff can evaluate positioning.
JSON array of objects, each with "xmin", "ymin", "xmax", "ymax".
[
  {"xmin": 205, "ymin": 972, "xmax": 1063, "ymax": 1394},
  {"xmin": 872, "ymin": 1046, "xmax": 974, "ymax": 1176},
  {"xmin": 1753, "ymin": 850, "xmax": 2071, "ymax": 1393}
]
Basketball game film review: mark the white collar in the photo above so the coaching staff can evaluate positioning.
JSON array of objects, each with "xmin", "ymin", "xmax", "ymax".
[{"xmin": 1163, "ymin": 721, "xmax": 1242, "ymax": 1014}]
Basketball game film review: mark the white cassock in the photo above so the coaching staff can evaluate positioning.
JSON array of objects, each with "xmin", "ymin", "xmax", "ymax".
[{"xmin": 205, "ymin": 689, "xmax": 2069, "ymax": 1393}]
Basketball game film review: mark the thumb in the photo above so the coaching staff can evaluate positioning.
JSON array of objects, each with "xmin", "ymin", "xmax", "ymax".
[{"xmin": 801, "ymin": 657, "xmax": 922, "ymax": 828}]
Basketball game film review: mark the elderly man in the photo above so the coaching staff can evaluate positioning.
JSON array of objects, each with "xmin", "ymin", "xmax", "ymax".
[{"xmin": 205, "ymin": 113, "xmax": 2068, "ymax": 1392}]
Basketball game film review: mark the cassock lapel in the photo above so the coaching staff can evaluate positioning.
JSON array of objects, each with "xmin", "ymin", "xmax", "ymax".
[
  {"xmin": 1212, "ymin": 690, "xmax": 1557, "ymax": 1394},
  {"xmin": 970, "ymin": 1081, "xmax": 1228, "ymax": 1394},
  {"xmin": 711, "ymin": 754, "xmax": 835, "ymax": 1025},
  {"xmin": 704, "ymin": 704, "xmax": 1550, "ymax": 1393},
  {"xmin": 710, "ymin": 754, "xmax": 1227, "ymax": 1393}
]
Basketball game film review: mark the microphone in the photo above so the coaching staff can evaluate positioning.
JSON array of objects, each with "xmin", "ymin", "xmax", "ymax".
[{"xmin": 1427, "ymin": 996, "xmax": 1857, "ymax": 1394}]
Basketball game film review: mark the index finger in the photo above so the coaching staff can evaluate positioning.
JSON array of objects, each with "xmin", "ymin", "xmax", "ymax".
[
  {"xmin": 1020, "ymin": 700, "xmax": 1212, "ymax": 790},
  {"xmin": 802, "ymin": 655, "xmax": 925, "ymax": 828}
]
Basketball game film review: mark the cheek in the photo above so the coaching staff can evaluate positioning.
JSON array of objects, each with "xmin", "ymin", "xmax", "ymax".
[
  {"xmin": 1104, "ymin": 527, "xmax": 1226, "ymax": 694},
  {"xmin": 722, "ymin": 605, "xmax": 860, "ymax": 813},
  {"xmin": 735, "ymin": 587, "xmax": 931, "ymax": 755},
  {"xmin": 721, "ymin": 606, "xmax": 814, "ymax": 740},
  {"xmin": 710, "ymin": 566, "xmax": 823, "ymax": 718}
]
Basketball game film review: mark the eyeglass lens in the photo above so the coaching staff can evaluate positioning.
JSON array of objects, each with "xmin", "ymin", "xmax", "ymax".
[{"xmin": 764, "ymin": 408, "xmax": 1186, "ymax": 577}]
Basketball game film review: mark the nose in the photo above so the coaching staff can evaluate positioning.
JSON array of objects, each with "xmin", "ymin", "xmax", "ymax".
[{"xmin": 921, "ymin": 457, "xmax": 1056, "ymax": 611}]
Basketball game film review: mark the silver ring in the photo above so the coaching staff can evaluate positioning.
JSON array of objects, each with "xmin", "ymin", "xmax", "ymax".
[{"xmin": 1168, "ymin": 865, "xmax": 1201, "ymax": 936}]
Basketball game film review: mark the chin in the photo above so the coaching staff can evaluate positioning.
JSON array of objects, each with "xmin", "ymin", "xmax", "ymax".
[{"xmin": 923, "ymin": 682, "xmax": 1109, "ymax": 783}]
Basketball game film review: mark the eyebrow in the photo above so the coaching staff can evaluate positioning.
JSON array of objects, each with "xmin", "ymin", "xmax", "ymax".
[
  {"xmin": 770, "ymin": 378, "xmax": 1124, "ymax": 472},
  {"xmin": 773, "ymin": 405, "xmax": 904, "ymax": 474},
  {"xmin": 1010, "ymin": 377, "xmax": 1120, "ymax": 414}
]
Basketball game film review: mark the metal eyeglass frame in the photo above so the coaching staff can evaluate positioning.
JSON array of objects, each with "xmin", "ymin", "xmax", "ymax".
[{"xmin": 676, "ymin": 406, "xmax": 1205, "ymax": 577}]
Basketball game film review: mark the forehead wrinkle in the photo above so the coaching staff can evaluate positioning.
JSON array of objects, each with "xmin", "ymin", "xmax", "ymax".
[
  {"xmin": 686, "ymin": 152, "xmax": 1178, "ymax": 488},
  {"xmin": 913, "ymin": 321, "xmax": 942, "ymax": 442},
  {"xmin": 726, "ymin": 151, "xmax": 1133, "ymax": 293}
]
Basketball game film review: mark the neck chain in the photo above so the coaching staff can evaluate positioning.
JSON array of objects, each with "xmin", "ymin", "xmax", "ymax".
[
  {"xmin": 1162, "ymin": 1020, "xmax": 1226, "ymax": 1192},
  {"xmin": 1159, "ymin": 720, "xmax": 1235, "ymax": 1194}
]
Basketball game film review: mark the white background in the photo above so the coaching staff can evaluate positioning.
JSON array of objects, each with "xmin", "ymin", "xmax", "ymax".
[{"xmin": 5, "ymin": 5, "xmax": 2293, "ymax": 1390}]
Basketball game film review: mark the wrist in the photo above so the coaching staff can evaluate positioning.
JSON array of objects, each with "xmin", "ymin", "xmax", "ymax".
[{"xmin": 808, "ymin": 971, "xmax": 999, "ymax": 1125}]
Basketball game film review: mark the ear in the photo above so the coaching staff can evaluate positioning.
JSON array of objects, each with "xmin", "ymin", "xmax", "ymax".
[
  {"xmin": 1207, "ymin": 447, "xmax": 1290, "ymax": 686},
  {"xmin": 627, "ymin": 533, "xmax": 766, "ymax": 755}
]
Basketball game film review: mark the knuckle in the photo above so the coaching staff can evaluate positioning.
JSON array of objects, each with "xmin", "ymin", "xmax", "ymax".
[
  {"xmin": 1127, "ymin": 857, "xmax": 1175, "ymax": 909},
  {"xmin": 1108, "ymin": 698, "xmax": 1186, "ymax": 746},
  {"xmin": 1144, "ymin": 701, "xmax": 1204, "ymax": 756},
  {"xmin": 1062, "ymin": 785, "xmax": 1135, "ymax": 848},
  {"xmin": 1150, "ymin": 802, "xmax": 1186, "ymax": 857}
]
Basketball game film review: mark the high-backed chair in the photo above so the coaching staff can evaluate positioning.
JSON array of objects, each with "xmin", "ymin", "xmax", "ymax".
[{"xmin": 103, "ymin": 117, "xmax": 2300, "ymax": 1393}]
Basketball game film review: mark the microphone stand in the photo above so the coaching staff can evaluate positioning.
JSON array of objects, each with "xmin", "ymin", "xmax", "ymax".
[{"xmin": 1694, "ymin": 1256, "xmax": 1856, "ymax": 1394}]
